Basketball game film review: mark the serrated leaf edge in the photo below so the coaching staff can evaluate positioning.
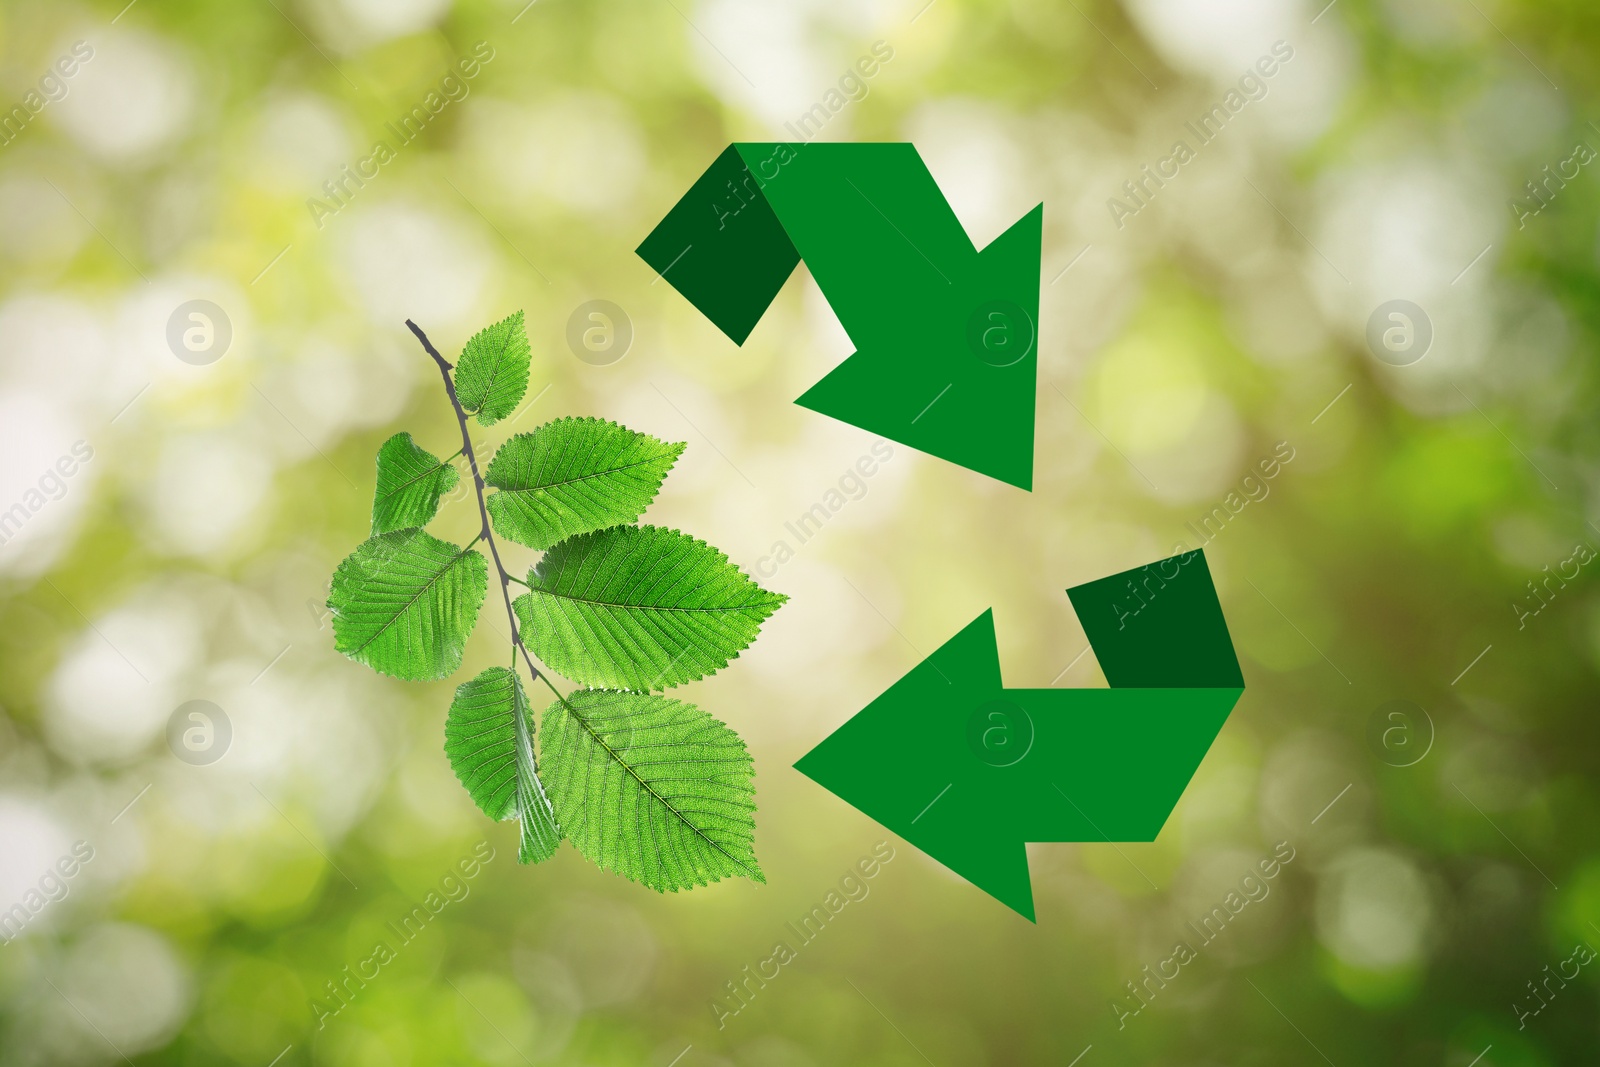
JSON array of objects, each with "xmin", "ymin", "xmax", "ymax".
[
  {"xmin": 458, "ymin": 310, "xmax": 528, "ymax": 424},
  {"xmin": 548, "ymin": 688, "xmax": 764, "ymax": 890},
  {"xmin": 511, "ymin": 674, "xmax": 562, "ymax": 863},
  {"xmin": 371, "ymin": 432, "xmax": 459, "ymax": 536},
  {"xmin": 515, "ymin": 524, "xmax": 789, "ymax": 690},
  {"xmin": 328, "ymin": 531, "xmax": 487, "ymax": 681},
  {"xmin": 485, "ymin": 416, "xmax": 686, "ymax": 495}
]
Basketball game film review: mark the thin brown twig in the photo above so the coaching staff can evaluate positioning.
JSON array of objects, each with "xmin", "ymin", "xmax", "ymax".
[
  {"xmin": 404, "ymin": 319, "xmax": 757, "ymax": 878},
  {"xmin": 406, "ymin": 319, "xmax": 555, "ymax": 697}
]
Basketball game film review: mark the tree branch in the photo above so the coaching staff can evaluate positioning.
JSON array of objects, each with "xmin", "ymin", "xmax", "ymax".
[{"xmin": 405, "ymin": 319, "xmax": 557, "ymax": 697}]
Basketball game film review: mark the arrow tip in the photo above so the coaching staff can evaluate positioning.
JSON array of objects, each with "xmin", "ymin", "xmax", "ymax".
[
  {"xmin": 915, "ymin": 826, "xmax": 1037, "ymax": 921},
  {"xmin": 792, "ymin": 200, "xmax": 1043, "ymax": 490}
]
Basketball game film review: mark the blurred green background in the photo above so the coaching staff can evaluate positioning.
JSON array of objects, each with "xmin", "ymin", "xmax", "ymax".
[{"xmin": 2, "ymin": 0, "xmax": 1599, "ymax": 1063}]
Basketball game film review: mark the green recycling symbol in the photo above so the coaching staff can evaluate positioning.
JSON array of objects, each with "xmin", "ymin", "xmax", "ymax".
[{"xmin": 642, "ymin": 143, "xmax": 1245, "ymax": 920}]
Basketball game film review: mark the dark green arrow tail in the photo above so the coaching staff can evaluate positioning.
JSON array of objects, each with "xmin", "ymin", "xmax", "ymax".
[
  {"xmin": 636, "ymin": 144, "xmax": 800, "ymax": 345},
  {"xmin": 1067, "ymin": 550, "xmax": 1244, "ymax": 689}
]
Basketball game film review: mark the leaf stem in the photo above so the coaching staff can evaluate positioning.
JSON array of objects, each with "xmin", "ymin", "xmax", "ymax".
[
  {"xmin": 531, "ymin": 666, "xmax": 568, "ymax": 708},
  {"xmin": 406, "ymin": 319, "xmax": 551, "ymax": 692}
]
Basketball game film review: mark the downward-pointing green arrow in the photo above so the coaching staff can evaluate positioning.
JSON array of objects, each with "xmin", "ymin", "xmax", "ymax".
[
  {"xmin": 794, "ymin": 551, "xmax": 1245, "ymax": 921},
  {"xmin": 638, "ymin": 142, "xmax": 1043, "ymax": 489}
]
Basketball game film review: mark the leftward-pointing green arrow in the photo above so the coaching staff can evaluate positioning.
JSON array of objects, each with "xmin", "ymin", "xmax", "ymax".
[
  {"xmin": 637, "ymin": 143, "xmax": 1042, "ymax": 490},
  {"xmin": 794, "ymin": 551, "xmax": 1244, "ymax": 921}
]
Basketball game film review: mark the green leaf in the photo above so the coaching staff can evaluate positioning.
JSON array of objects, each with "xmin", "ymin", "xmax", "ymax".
[
  {"xmin": 444, "ymin": 667, "xmax": 561, "ymax": 864},
  {"xmin": 513, "ymin": 525, "xmax": 786, "ymax": 690},
  {"xmin": 541, "ymin": 688, "xmax": 762, "ymax": 890},
  {"xmin": 329, "ymin": 529, "xmax": 488, "ymax": 681},
  {"xmin": 453, "ymin": 311, "xmax": 531, "ymax": 426},
  {"xmin": 371, "ymin": 432, "xmax": 459, "ymax": 535},
  {"xmin": 485, "ymin": 417, "xmax": 684, "ymax": 550}
]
